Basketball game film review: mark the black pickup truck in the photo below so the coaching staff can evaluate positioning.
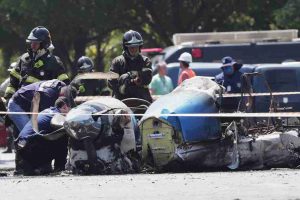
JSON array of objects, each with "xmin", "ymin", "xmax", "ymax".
[{"xmin": 166, "ymin": 62, "xmax": 300, "ymax": 113}]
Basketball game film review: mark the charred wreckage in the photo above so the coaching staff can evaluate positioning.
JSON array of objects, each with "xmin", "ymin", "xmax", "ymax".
[{"xmin": 16, "ymin": 72, "xmax": 300, "ymax": 175}]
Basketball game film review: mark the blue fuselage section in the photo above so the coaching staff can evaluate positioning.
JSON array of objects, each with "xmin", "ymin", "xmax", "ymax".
[{"xmin": 143, "ymin": 90, "xmax": 221, "ymax": 142}]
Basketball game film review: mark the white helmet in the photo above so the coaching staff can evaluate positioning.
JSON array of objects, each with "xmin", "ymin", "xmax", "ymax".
[{"xmin": 178, "ymin": 52, "xmax": 192, "ymax": 63}]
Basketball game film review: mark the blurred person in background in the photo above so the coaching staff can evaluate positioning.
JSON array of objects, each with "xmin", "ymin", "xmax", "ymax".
[
  {"xmin": 149, "ymin": 62, "xmax": 173, "ymax": 95},
  {"xmin": 215, "ymin": 56, "xmax": 248, "ymax": 113},
  {"xmin": 215, "ymin": 56, "xmax": 243, "ymax": 93},
  {"xmin": 178, "ymin": 52, "xmax": 196, "ymax": 85}
]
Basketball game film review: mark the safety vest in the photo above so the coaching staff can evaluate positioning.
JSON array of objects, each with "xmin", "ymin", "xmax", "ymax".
[{"xmin": 178, "ymin": 68, "xmax": 196, "ymax": 85}]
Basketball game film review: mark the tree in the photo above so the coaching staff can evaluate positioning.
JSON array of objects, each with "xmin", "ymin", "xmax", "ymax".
[
  {"xmin": 0, "ymin": 26, "xmax": 23, "ymax": 71},
  {"xmin": 0, "ymin": 0, "xmax": 293, "ymax": 79},
  {"xmin": 118, "ymin": 0, "xmax": 289, "ymax": 47},
  {"xmin": 0, "ymin": 0, "xmax": 125, "ymax": 76},
  {"xmin": 274, "ymin": 0, "xmax": 300, "ymax": 29}
]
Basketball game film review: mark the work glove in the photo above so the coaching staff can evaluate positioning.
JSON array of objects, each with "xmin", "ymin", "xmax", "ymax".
[
  {"xmin": 118, "ymin": 73, "xmax": 134, "ymax": 95},
  {"xmin": 138, "ymin": 68, "xmax": 152, "ymax": 85}
]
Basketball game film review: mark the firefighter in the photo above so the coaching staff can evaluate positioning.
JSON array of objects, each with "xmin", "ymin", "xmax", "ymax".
[
  {"xmin": 4, "ymin": 26, "xmax": 70, "ymax": 100},
  {"xmin": 16, "ymin": 97, "xmax": 71, "ymax": 175},
  {"xmin": 108, "ymin": 30, "xmax": 152, "ymax": 103},
  {"xmin": 71, "ymin": 56, "xmax": 110, "ymax": 96}
]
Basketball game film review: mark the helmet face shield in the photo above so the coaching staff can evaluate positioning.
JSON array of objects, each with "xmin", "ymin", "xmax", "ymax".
[
  {"xmin": 125, "ymin": 43, "xmax": 142, "ymax": 48},
  {"xmin": 26, "ymin": 34, "xmax": 42, "ymax": 43},
  {"xmin": 78, "ymin": 63, "xmax": 93, "ymax": 73},
  {"xmin": 28, "ymin": 41, "xmax": 41, "ymax": 52}
]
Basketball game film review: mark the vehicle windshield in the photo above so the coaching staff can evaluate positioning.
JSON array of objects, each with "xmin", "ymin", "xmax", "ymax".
[
  {"xmin": 253, "ymin": 68, "xmax": 300, "ymax": 92},
  {"xmin": 265, "ymin": 69, "xmax": 298, "ymax": 92}
]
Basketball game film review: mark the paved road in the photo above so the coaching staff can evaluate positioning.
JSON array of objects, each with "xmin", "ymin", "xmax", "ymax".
[
  {"xmin": 0, "ymin": 148, "xmax": 15, "ymax": 170},
  {"xmin": 1, "ymin": 149, "xmax": 300, "ymax": 200}
]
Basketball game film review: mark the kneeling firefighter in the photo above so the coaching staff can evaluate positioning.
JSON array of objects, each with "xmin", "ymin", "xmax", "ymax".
[{"xmin": 64, "ymin": 100, "xmax": 139, "ymax": 174}]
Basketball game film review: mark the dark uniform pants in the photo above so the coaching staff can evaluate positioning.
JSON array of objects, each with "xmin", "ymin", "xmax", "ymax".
[{"xmin": 17, "ymin": 135, "xmax": 68, "ymax": 173}]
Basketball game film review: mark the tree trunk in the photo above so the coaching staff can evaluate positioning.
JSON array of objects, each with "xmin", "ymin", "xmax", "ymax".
[
  {"xmin": 54, "ymin": 42, "xmax": 74, "ymax": 78},
  {"xmin": 95, "ymin": 39, "xmax": 104, "ymax": 72},
  {"xmin": 73, "ymin": 36, "xmax": 87, "ymax": 70},
  {"xmin": 2, "ymin": 47, "xmax": 13, "ymax": 75}
]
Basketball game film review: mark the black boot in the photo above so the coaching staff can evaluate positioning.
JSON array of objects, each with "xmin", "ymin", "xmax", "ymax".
[
  {"xmin": 2, "ymin": 148, "xmax": 12, "ymax": 153},
  {"xmin": 3, "ymin": 126, "xmax": 14, "ymax": 153}
]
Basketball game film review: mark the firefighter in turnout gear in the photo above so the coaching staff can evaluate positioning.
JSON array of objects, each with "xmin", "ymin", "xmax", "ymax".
[
  {"xmin": 109, "ymin": 30, "xmax": 152, "ymax": 103},
  {"xmin": 4, "ymin": 26, "xmax": 70, "ymax": 99},
  {"xmin": 71, "ymin": 56, "xmax": 110, "ymax": 96}
]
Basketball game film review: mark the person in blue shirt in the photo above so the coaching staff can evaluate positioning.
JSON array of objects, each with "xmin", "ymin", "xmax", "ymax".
[
  {"xmin": 215, "ymin": 56, "xmax": 244, "ymax": 112},
  {"xmin": 16, "ymin": 97, "xmax": 71, "ymax": 175},
  {"xmin": 7, "ymin": 79, "xmax": 76, "ymax": 132},
  {"xmin": 215, "ymin": 56, "xmax": 243, "ymax": 93}
]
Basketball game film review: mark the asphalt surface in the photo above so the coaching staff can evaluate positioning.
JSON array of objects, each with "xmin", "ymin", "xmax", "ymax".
[{"xmin": 1, "ymin": 149, "xmax": 300, "ymax": 200}]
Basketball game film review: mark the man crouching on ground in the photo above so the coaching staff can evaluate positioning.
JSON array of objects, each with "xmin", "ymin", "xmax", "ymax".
[{"xmin": 15, "ymin": 97, "xmax": 71, "ymax": 175}]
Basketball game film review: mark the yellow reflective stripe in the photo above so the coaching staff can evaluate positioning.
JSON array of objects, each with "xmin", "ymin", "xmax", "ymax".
[
  {"xmin": 57, "ymin": 73, "xmax": 69, "ymax": 81},
  {"xmin": 5, "ymin": 86, "xmax": 16, "ymax": 94},
  {"xmin": 10, "ymin": 69, "xmax": 21, "ymax": 80},
  {"xmin": 34, "ymin": 60, "xmax": 44, "ymax": 68},
  {"xmin": 25, "ymin": 76, "xmax": 40, "ymax": 83},
  {"xmin": 143, "ymin": 85, "xmax": 149, "ymax": 89},
  {"xmin": 79, "ymin": 85, "xmax": 85, "ymax": 93}
]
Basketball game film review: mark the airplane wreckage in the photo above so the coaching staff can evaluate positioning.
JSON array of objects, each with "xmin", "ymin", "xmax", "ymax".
[
  {"xmin": 140, "ymin": 76, "xmax": 300, "ymax": 171},
  {"xmin": 41, "ymin": 72, "xmax": 300, "ymax": 174}
]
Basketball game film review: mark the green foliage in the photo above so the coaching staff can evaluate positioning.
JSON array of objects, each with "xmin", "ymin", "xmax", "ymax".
[
  {"xmin": 85, "ymin": 30, "xmax": 123, "ymax": 72},
  {"xmin": 0, "ymin": 0, "xmax": 296, "ymax": 81},
  {"xmin": 0, "ymin": 0, "xmax": 123, "ymax": 74},
  {"xmin": 274, "ymin": 0, "xmax": 300, "ymax": 29}
]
